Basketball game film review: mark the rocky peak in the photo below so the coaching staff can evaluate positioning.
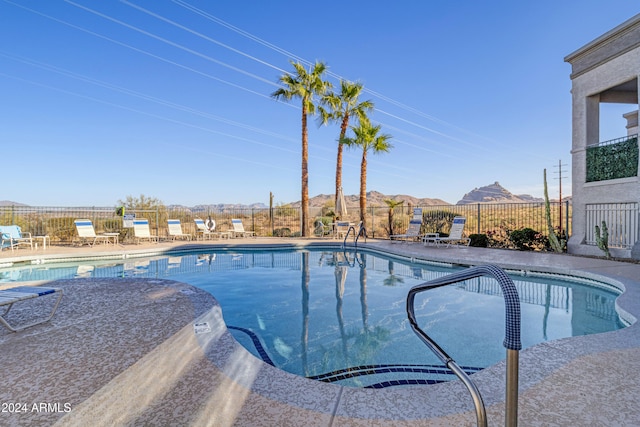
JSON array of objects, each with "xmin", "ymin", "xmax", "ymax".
[{"xmin": 456, "ymin": 182, "xmax": 543, "ymax": 205}]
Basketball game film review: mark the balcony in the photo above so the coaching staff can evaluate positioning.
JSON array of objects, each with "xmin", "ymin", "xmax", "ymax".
[{"xmin": 586, "ymin": 134, "xmax": 638, "ymax": 182}]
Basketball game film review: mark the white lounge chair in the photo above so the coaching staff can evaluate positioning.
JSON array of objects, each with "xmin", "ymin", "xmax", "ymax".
[
  {"xmin": 133, "ymin": 219, "xmax": 158, "ymax": 243},
  {"xmin": 0, "ymin": 225, "xmax": 33, "ymax": 251},
  {"xmin": 167, "ymin": 219, "xmax": 192, "ymax": 241},
  {"xmin": 74, "ymin": 219, "xmax": 115, "ymax": 246},
  {"xmin": 390, "ymin": 208, "xmax": 423, "ymax": 243},
  {"xmin": 0, "ymin": 286, "xmax": 63, "ymax": 332},
  {"xmin": 390, "ymin": 219, "xmax": 423, "ymax": 243},
  {"xmin": 423, "ymin": 216, "xmax": 471, "ymax": 247},
  {"xmin": 231, "ymin": 219, "xmax": 255, "ymax": 238}
]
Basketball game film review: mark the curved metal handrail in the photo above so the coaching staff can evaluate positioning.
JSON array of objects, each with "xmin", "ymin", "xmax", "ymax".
[
  {"xmin": 355, "ymin": 225, "xmax": 366, "ymax": 246},
  {"xmin": 343, "ymin": 223, "xmax": 366, "ymax": 248},
  {"xmin": 406, "ymin": 264, "xmax": 521, "ymax": 427}
]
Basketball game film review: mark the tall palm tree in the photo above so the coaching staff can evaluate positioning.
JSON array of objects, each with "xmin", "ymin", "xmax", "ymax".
[
  {"xmin": 319, "ymin": 81, "xmax": 373, "ymax": 215},
  {"xmin": 341, "ymin": 121, "xmax": 393, "ymax": 230},
  {"xmin": 271, "ymin": 61, "xmax": 331, "ymax": 237}
]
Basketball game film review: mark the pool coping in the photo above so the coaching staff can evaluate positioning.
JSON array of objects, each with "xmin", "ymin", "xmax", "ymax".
[{"xmin": 2, "ymin": 238, "xmax": 640, "ymax": 425}]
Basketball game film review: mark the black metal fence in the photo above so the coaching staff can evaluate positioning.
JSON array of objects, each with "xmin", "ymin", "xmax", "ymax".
[{"xmin": 0, "ymin": 202, "xmax": 571, "ymax": 247}]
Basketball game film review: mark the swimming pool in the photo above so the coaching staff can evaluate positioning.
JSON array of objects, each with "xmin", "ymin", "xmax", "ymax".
[{"xmin": 0, "ymin": 248, "xmax": 624, "ymax": 388}]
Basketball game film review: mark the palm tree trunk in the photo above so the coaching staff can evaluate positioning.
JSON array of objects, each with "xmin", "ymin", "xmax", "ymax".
[
  {"xmin": 360, "ymin": 151, "xmax": 367, "ymax": 229},
  {"xmin": 301, "ymin": 105, "xmax": 309, "ymax": 237},
  {"xmin": 335, "ymin": 114, "xmax": 350, "ymax": 214}
]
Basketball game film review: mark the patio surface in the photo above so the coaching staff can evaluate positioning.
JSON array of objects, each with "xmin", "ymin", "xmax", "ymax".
[{"xmin": 1, "ymin": 238, "xmax": 639, "ymax": 426}]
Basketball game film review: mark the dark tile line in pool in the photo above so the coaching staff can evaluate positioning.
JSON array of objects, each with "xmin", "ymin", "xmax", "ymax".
[
  {"xmin": 227, "ymin": 325, "xmax": 485, "ymax": 389},
  {"xmin": 227, "ymin": 325, "xmax": 275, "ymax": 366}
]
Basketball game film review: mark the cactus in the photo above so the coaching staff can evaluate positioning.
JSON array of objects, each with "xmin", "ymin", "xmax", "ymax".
[
  {"xmin": 595, "ymin": 221, "xmax": 611, "ymax": 259},
  {"xmin": 543, "ymin": 169, "xmax": 564, "ymax": 252}
]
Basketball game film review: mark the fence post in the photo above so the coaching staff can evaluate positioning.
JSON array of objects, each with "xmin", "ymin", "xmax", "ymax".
[
  {"xmin": 477, "ymin": 203, "xmax": 481, "ymax": 235},
  {"xmin": 565, "ymin": 200, "xmax": 570, "ymax": 239},
  {"xmin": 156, "ymin": 208, "xmax": 159, "ymax": 237},
  {"xmin": 370, "ymin": 206, "xmax": 374, "ymax": 238}
]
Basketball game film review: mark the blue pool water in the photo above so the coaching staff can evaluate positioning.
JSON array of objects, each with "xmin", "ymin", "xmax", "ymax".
[{"xmin": 0, "ymin": 249, "xmax": 624, "ymax": 388}]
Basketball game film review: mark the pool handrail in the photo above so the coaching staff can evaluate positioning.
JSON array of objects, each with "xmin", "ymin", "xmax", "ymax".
[
  {"xmin": 406, "ymin": 264, "xmax": 521, "ymax": 427},
  {"xmin": 343, "ymin": 222, "xmax": 366, "ymax": 248}
]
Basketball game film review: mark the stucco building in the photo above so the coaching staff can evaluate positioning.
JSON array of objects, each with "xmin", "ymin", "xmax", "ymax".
[{"xmin": 565, "ymin": 14, "xmax": 640, "ymax": 259}]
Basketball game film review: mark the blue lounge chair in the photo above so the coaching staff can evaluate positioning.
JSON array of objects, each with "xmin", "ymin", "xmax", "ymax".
[
  {"xmin": 167, "ymin": 219, "xmax": 192, "ymax": 241},
  {"xmin": 0, "ymin": 286, "xmax": 63, "ymax": 332},
  {"xmin": 423, "ymin": 216, "xmax": 471, "ymax": 247},
  {"xmin": 231, "ymin": 219, "xmax": 255, "ymax": 238},
  {"xmin": 133, "ymin": 219, "xmax": 158, "ymax": 243},
  {"xmin": 390, "ymin": 208, "xmax": 423, "ymax": 243},
  {"xmin": 0, "ymin": 225, "xmax": 33, "ymax": 251}
]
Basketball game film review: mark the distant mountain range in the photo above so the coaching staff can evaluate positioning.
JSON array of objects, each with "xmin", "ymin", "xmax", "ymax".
[{"xmin": 3, "ymin": 182, "xmax": 566, "ymax": 209}]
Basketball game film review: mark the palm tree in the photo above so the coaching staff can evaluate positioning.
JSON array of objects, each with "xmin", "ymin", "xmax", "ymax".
[
  {"xmin": 383, "ymin": 198, "xmax": 404, "ymax": 237},
  {"xmin": 271, "ymin": 61, "xmax": 331, "ymax": 237},
  {"xmin": 319, "ymin": 81, "xmax": 373, "ymax": 212},
  {"xmin": 341, "ymin": 121, "xmax": 393, "ymax": 230}
]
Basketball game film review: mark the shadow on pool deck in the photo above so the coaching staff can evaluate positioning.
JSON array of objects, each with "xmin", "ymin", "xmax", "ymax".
[{"xmin": 1, "ymin": 238, "xmax": 640, "ymax": 426}]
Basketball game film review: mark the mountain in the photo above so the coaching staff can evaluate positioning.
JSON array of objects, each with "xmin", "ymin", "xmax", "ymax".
[
  {"xmin": 293, "ymin": 191, "xmax": 450, "ymax": 208},
  {"xmin": 0, "ymin": 200, "xmax": 29, "ymax": 207},
  {"xmin": 6, "ymin": 184, "xmax": 550, "ymax": 210},
  {"xmin": 167, "ymin": 203, "xmax": 268, "ymax": 212},
  {"xmin": 456, "ymin": 182, "xmax": 544, "ymax": 205}
]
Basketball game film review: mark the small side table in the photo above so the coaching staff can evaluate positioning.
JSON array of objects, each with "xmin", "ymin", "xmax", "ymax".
[
  {"xmin": 33, "ymin": 235, "xmax": 50, "ymax": 250},
  {"xmin": 423, "ymin": 233, "xmax": 440, "ymax": 246},
  {"xmin": 104, "ymin": 233, "xmax": 120, "ymax": 245}
]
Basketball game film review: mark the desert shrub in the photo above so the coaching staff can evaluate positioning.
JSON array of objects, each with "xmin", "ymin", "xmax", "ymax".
[
  {"xmin": 273, "ymin": 227, "xmax": 292, "ymax": 237},
  {"xmin": 509, "ymin": 227, "xmax": 548, "ymax": 251},
  {"xmin": 469, "ymin": 233, "xmax": 488, "ymax": 247},
  {"xmin": 422, "ymin": 210, "xmax": 457, "ymax": 234},
  {"xmin": 486, "ymin": 225, "xmax": 511, "ymax": 248}
]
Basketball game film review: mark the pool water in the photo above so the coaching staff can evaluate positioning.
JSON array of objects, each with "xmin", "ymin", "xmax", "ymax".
[{"xmin": 0, "ymin": 249, "xmax": 624, "ymax": 388}]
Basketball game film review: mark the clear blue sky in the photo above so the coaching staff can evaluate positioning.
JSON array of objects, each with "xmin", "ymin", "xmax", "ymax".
[{"xmin": 1, "ymin": 1, "xmax": 638, "ymax": 207}]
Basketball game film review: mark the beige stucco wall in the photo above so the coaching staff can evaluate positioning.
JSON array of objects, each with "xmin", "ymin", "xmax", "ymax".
[{"xmin": 566, "ymin": 15, "xmax": 640, "ymax": 258}]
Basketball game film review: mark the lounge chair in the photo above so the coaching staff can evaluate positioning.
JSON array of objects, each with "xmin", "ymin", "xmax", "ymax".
[
  {"xmin": 167, "ymin": 219, "xmax": 192, "ymax": 241},
  {"xmin": 390, "ymin": 208, "xmax": 423, "ymax": 242},
  {"xmin": 390, "ymin": 208, "xmax": 423, "ymax": 243},
  {"xmin": 390, "ymin": 219, "xmax": 423, "ymax": 243},
  {"xmin": 231, "ymin": 219, "xmax": 256, "ymax": 238},
  {"xmin": 133, "ymin": 219, "xmax": 159, "ymax": 243},
  {"xmin": 314, "ymin": 219, "xmax": 332, "ymax": 237},
  {"xmin": 74, "ymin": 219, "xmax": 115, "ymax": 246},
  {"xmin": 0, "ymin": 286, "xmax": 63, "ymax": 332},
  {"xmin": 0, "ymin": 225, "xmax": 33, "ymax": 251},
  {"xmin": 423, "ymin": 216, "xmax": 471, "ymax": 247}
]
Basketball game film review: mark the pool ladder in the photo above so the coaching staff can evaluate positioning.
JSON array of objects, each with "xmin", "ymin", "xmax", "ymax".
[
  {"xmin": 343, "ymin": 222, "xmax": 366, "ymax": 248},
  {"xmin": 406, "ymin": 265, "xmax": 521, "ymax": 427}
]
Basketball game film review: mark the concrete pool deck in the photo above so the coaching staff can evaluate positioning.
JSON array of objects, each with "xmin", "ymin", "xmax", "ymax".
[{"xmin": 1, "ymin": 238, "xmax": 640, "ymax": 426}]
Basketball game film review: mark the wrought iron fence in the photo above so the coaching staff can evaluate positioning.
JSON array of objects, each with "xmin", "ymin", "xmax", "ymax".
[
  {"xmin": 585, "ymin": 202, "xmax": 639, "ymax": 249},
  {"xmin": 0, "ymin": 202, "xmax": 572, "ymax": 247}
]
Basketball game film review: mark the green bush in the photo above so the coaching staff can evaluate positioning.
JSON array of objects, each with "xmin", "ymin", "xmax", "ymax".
[
  {"xmin": 509, "ymin": 227, "xmax": 547, "ymax": 251},
  {"xmin": 469, "ymin": 233, "xmax": 488, "ymax": 247},
  {"xmin": 422, "ymin": 210, "xmax": 457, "ymax": 234},
  {"xmin": 273, "ymin": 227, "xmax": 292, "ymax": 237}
]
